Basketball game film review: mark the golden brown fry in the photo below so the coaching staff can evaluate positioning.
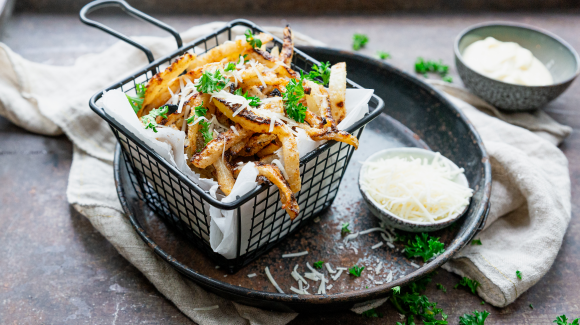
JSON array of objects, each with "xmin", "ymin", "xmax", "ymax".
[
  {"xmin": 328, "ymin": 62, "xmax": 347, "ymax": 124},
  {"xmin": 270, "ymin": 45, "xmax": 280, "ymax": 58},
  {"xmin": 298, "ymin": 123, "xmax": 359, "ymax": 149},
  {"xmin": 244, "ymin": 50, "xmax": 299, "ymax": 79},
  {"xmin": 213, "ymin": 156, "xmax": 235, "ymax": 195},
  {"xmin": 141, "ymin": 52, "xmax": 196, "ymax": 116},
  {"xmin": 259, "ymin": 154, "xmax": 277, "ymax": 164},
  {"xmin": 279, "ymin": 26, "xmax": 294, "ymax": 66},
  {"xmin": 190, "ymin": 124, "xmax": 254, "ymax": 168},
  {"xmin": 261, "ymin": 98, "xmax": 285, "ymax": 114},
  {"xmin": 187, "ymin": 33, "xmax": 273, "ymax": 71},
  {"xmin": 255, "ymin": 163, "xmax": 299, "ymax": 219},
  {"xmin": 305, "ymin": 80, "xmax": 336, "ymax": 126},
  {"xmin": 212, "ymin": 98, "xmax": 301, "ymax": 192},
  {"xmin": 185, "ymin": 94, "xmax": 204, "ymax": 159},
  {"xmin": 228, "ymin": 134, "xmax": 252, "ymax": 156},
  {"xmin": 238, "ymin": 134, "xmax": 277, "ymax": 157},
  {"xmin": 304, "ymin": 109, "xmax": 326, "ymax": 128},
  {"xmin": 257, "ymin": 142, "xmax": 280, "ymax": 158}
]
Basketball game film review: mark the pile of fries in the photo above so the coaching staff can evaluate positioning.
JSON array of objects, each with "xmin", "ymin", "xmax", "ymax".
[{"xmin": 133, "ymin": 26, "xmax": 358, "ymax": 219}]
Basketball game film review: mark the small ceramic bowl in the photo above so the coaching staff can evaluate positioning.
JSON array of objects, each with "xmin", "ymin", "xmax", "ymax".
[
  {"xmin": 358, "ymin": 148, "xmax": 470, "ymax": 232},
  {"xmin": 455, "ymin": 22, "xmax": 580, "ymax": 111}
]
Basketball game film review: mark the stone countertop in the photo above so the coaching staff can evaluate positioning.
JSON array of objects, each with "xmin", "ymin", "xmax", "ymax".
[{"xmin": 0, "ymin": 13, "xmax": 579, "ymax": 324}]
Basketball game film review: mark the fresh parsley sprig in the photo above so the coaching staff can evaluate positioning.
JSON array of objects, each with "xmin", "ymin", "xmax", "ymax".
[
  {"xmin": 304, "ymin": 61, "xmax": 331, "ymax": 86},
  {"xmin": 459, "ymin": 310, "xmax": 490, "ymax": 325},
  {"xmin": 313, "ymin": 261, "xmax": 324, "ymax": 269},
  {"xmin": 415, "ymin": 57, "xmax": 453, "ymax": 83},
  {"xmin": 554, "ymin": 315, "xmax": 580, "ymax": 325},
  {"xmin": 403, "ymin": 233, "xmax": 446, "ymax": 262},
  {"xmin": 391, "ymin": 282, "xmax": 448, "ymax": 325},
  {"xmin": 436, "ymin": 283, "xmax": 447, "ymax": 293},
  {"xmin": 245, "ymin": 29, "xmax": 262, "ymax": 49},
  {"xmin": 141, "ymin": 105, "xmax": 169, "ymax": 133},
  {"xmin": 377, "ymin": 51, "xmax": 391, "ymax": 60},
  {"xmin": 341, "ymin": 222, "xmax": 351, "ymax": 235},
  {"xmin": 362, "ymin": 308, "xmax": 383, "ymax": 318},
  {"xmin": 352, "ymin": 33, "xmax": 369, "ymax": 51},
  {"xmin": 126, "ymin": 83, "xmax": 147, "ymax": 113},
  {"xmin": 471, "ymin": 239, "xmax": 483, "ymax": 245},
  {"xmin": 224, "ymin": 62, "xmax": 237, "ymax": 72},
  {"xmin": 196, "ymin": 69, "xmax": 228, "ymax": 94},
  {"xmin": 186, "ymin": 102, "xmax": 212, "ymax": 148},
  {"xmin": 186, "ymin": 102, "xmax": 208, "ymax": 124},
  {"xmin": 282, "ymin": 75, "xmax": 308, "ymax": 123},
  {"xmin": 516, "ymin": 270, "xmax": 522, "ymax": 280},
  {"xmin": 234, "ymin": 88, "xmax": 262, "ymax": 107},
  {"xmin": 454, "ymin": 277, "xmax": 480, "ymax": 294},
  {"xmin": 349, "ymin": 265, "xmax": 365, "ymax": 277}
]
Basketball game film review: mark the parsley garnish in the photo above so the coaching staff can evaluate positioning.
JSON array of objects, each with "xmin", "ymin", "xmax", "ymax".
[
  {"xmin": 436, "ymin": 283, "xmax": 447, "ymax": 293},
  {"xmin": 480, "ymin": 301, "xmax": 485, "ymax": 305},
  {"xmin": 361, "ymin": 308, "xmax": 383, "ymax": 318},
  {"xmin": 349, "ymin": 265, "xmax": 365, "ymax": 277},
  {"xmin": 196, "ymin": 69, "xmax": 228, "ymax": 94},
  {"xmin": 459, "ymin": 310, "xmax": 490, "ymax": 325},
  {"xmin": 554, "ymin": 315, "xmax": 580, "ymax": 325},
  {"xmin": 341, "ymin": 222, "xmax": 351, "ymax": 235},
  {"xmin": 199, "ymin": 119, "xmax": 213, "ymax": 146},
  {"xmin": 415, "ymin": 57, "xmax": 453, "ymax": 83},
  {"xmin": 403, "ymin": 233, "xmax": 446, "ymax": 262},
  {"xmin": 391, "ymin": 275, "xmax": 448, "ymax": 325},
  {"xmin": 377, "ymin": 51, "xmax": 391, "ymax": 60},
  {"xmin": 224, "ymin": 62, "xmax": 237, "ymax": 72},
  {"xmin": 516, "ymin": 270, "xmax": 522, "ymax": 280},
  {"xmin": 126, "ymin": 83, "xmax": 147, "ymax": 113},
  {"xmin": 186, "ymin": 102, "xmax": 208, "ymax": 124},
  {"xmin": 471, "ymin": 239, "xmax": 483, "ymax": 245},
  {"xmin": 456, "ymin": 277, "xmax": 480, "ymax": 294},
  {"xmin": 282, "ymin": 75, "xmax": 307, "ymax": 123},
  {"xmin": 352, "ymin": 33, "xmax": 369, "ymax": 51},
  {"xmin": 529, "ymin": 304, "xmax": 534, "ymax": 309},
  {"xmin": 304, "ymin": 62, "xmax": 331, "ymax": 86},
  {"xmin": 141, "ymin": 105, "xmax": 169, "ymax": 133},
  {"xmin": 234, "ymin": 88, "xmax": 261, "ymax": 107},
  {"xmin": 313, "ymin": 261, "xmax": 324, "ymax": 269},
  {"xmin": 245, "ymin": 29, "xmax": 262, "ymax": 49}
]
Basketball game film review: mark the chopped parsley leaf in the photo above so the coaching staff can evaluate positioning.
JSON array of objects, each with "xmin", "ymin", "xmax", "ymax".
[
  {"xmin": 224, "ymin": 62, "xmax": 237, "ymax": 72},
  {"xmin": 304, "ymin": 61, "xmax": 331, "ymax": 86},
  {"xmin": 377, "ymin": 51, "xmax": 391, "ymax": 60},
  {"xmin": 245, "ymin": 29, "xmax": 262, "ymax": 49},
  {"xmin": 554, "ymin": 315, "xmax": 580, "ymax": 325},
  {"xmin": 187, "ymin": 102, "xmax": 208, "ymax": 124},
  {"xmin": 234, "ymin": 88, "xmax": 261, "ymax": 107},
  {"xmin": 393, "ymin": 286, "xmax": 401, "ymax": 294},
  {"xmin": 415, "ymin": 57, "xmax": 453, "ymax": 83},
  {"xmin": 313, "ymin": 261, "xmax": 324, "ymax": 269},
  {"xmin": 199, "ymin": 119, "xmax": 213, "ymax": 146},
  {"xmin": 471, "ymin": 239, "xmax": 483, "ymax": 245},
  {"xmin": 516, "ymin": 270, "xmax": 522, "ymax": 280},
  {"xmin": 282, "ymin": 75, "xmax": 307, "ymax": 123},
  {"xmin": 456, "ymin": 277, "xmax": 480, "ymax": 295},
  {"xmin": 361, "ymin": 308, "xmax": 383, "ymax": 318},
  {"xmin": 341, "ymin": 222, "xmax": 351, "ymax": 235},
  {"xmin": 141, "ymin": 105, "xmax": 169, "ymax": 133},
  {"xmin": 403, "ymin": 233, "xmax": 446, "ymax": 262},
  {"xmin": 348, "ymin": 265, "xmax": 365, "ymax": 277},
  {"xmin": 529, "ymin": 304, "xmax": 534, "ymax": 309},
  {"xmin": 436, "ymin": 283, "xmax": 447, "ymax": 293},
  {"xmin": 126, "ymin": 83, "xmax": 147, "ymax": 113},
  {"xmin": 459, "ymin": 310, "xmax": 490, "ymax": 325},
  {"xmin": 481, "ymin": 301, "xmax": 485, "ymax": 305},
  {"xmin": 391, "ymin": 277, "xmax": 448, "ymax": 325},
  {"xmin": 196, "ymin": 69, "xmax": 228, "ymax": 94},
  {"xmin": 352, "ymin": 33, "xmax": 369, "ymax": 51},
  {"xmin": 442, "ymin": 75, "xmax": 453, "ymax": 83}
]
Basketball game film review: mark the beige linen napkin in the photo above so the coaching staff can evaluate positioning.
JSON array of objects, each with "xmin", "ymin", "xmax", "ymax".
[{"xmin": 0, "ymin": 21, "xmax": 572, "ymax": 323}]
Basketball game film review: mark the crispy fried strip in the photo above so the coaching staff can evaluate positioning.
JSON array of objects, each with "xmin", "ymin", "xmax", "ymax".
[
  {"xmin": 187, "ymin": 33, "xmax": 273, "ymax": 71},
  {"xmin": 257, "ymin": 142, "xmax": 280, "ymax": 158},
  {"xmin": 190, "ymin": 124, "xmax": 254, "ymax": 168},
  {"xmin": 229, "ymin": 135, "xmax": 252, "ymax": 156},
  {"xmin": 261, "ymin": 98, "xmax": 285, "ymax": 114},
  {"xmin": 305, "ymin": 80, "xmax": 336, "ymax": 126},
  {"xmin": 238, "ymin": 134, "xmax": 277, "ymax": 157},
  {"xmin": 304, "ymin": 109, "xmax": 325, "ymax": 128},
  {"xmin": 185, "ymin": 94, "xmax": 204, "ymax": 159},
  {"xmin": 213, "ymin": 98, "xmax": 301, "ymax": 192},
  {"xmin": 298, "ymin": 123, "xmax": 359, "ymax": 149},
  {"xmin": 328, "ymin": 62, "xmax": 347, "ymax": 124},
  {"xmin": 255, "ymin": 163, "xmax": 299, "ymax": 219},
  {"xmin": 213, "ymin": 156, "xmax": 235, "ymax": 195},
  {"xmin": 279, "ymin": 26, "xmax": 294, "ymax": 66},
  {"xmin": 141, "ymin": 52, "xmax": 196, "ymax": 116},
  {"xmin": 259, "ymin": 154, "xmax": 277, "ymax": 164},
  {"xmin": 245, "ymin": 50, "xmax": 299, "ymax": 79}
]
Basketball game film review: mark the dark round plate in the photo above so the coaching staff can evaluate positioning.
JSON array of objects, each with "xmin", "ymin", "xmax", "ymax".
[{"xmin": 114, "ymin": 47, "xmax": 491, "ymax": 313}]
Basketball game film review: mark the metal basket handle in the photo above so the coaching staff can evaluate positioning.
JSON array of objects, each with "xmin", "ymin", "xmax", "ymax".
[{"xmin": 79, "ymin": 0, "xmax": 183, "ymax": 63}]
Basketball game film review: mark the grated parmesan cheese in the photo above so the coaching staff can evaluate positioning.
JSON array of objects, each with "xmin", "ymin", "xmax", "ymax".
[
  {"xmin": 282, "ymin": 251, "xmax": 308, "ymax": 258},
  {"xmin": 265, "ymin": 266, "xmax": 284, "ymax": 293},
  {"xmin": 247, "ymin": 273, "xmax": 257, "ymax": 278},
  {"xmin": 410, "ymin": 262, "xmax": 420, "ymax": 269},
  {"xmin": 360, "ymin": 153, "xmax": 473, "ymax": 223},
  {"xmin": 371, "ymin": 242, "xmax": 384, "ymax": 250}
]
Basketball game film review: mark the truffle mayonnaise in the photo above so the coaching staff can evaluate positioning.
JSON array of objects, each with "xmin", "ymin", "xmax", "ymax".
[{"xmin": 462, "ymin": 37, "xmax": 553, "ymax": 86}]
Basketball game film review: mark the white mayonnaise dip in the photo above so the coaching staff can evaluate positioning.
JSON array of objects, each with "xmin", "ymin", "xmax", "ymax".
[{"xmin": 462, "ymin": 37, "xmax": 553, "ymax": 86}]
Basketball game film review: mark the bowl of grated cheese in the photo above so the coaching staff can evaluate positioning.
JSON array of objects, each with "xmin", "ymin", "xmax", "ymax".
[{"xmin": 359, "ymin": 147, "xmax": 474, "ymax": 232}]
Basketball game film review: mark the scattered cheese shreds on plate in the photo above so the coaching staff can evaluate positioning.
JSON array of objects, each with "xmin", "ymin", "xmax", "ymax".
[
  {"xmin": 193, "ymin": 305, "xmax": 219, "ymax": 311},
  {"xmin": 360, "ymin": 153, "xmax": 473, "ymax": 223},
  {"xmin": 410, "ymin": 262, "xmax": 420, "ymax": 269},
  {"xmin": 247, "ymin": 273, "xmax": 257, "ymax": 278},
  {"xmin": 282, "ymin": 251, "xmax": 309, "ymax": 258},
  {"xmin": 265, "ymin": 266, "xmax": 284, "ymax": 294}
]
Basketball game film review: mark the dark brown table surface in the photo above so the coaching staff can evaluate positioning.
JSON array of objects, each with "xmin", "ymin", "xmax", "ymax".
[{"xmin": 1, "ymin": 13, "xmax": 579, "ymax": 324}]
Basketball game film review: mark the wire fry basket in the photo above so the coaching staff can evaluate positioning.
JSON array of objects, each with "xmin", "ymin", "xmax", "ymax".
[{"xmin": 81, "ymin": 0, "xmax": 384, "ymax": 273}]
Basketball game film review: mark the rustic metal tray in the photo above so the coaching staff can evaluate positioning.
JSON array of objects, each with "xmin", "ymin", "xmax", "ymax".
[{"xmin": 113, "ymin": 47, "xmax": 491, "ymax": 313}]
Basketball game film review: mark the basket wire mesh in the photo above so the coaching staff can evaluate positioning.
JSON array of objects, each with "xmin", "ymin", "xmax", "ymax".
[{"xmin": 86, "ymin": 16, "xmax": 384, "ymax": 272}]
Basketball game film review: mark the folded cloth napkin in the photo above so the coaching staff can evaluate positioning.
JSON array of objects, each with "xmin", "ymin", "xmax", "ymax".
[{"xmin": 0, "ymin": 21, "xmax": 572, "ymax": 323}]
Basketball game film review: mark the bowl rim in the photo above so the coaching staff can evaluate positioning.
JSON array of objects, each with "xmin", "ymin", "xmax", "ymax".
[
  {"xmin": 454, "ymin": 21, "xmax": 580, "ymax": 88},
  {"xmin": 358, "ymin": 147, "xmax": 470, "ymax": 227}
]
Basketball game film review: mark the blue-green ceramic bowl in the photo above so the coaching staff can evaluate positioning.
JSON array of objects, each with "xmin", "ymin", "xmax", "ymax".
[{"xmin": 455, "ymin": 22, "xmax": 580, "ymax": 111}]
